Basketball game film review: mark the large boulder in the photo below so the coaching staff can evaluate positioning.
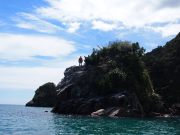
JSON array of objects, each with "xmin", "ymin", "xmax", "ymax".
[{"xmin": 26, "ymin": 82, "xmax": 57, "ymax": 107}]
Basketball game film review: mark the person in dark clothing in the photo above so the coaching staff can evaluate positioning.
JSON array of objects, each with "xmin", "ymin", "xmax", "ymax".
[{"xmin": 78, "ymin": 56, "xmax": 83, "ymax": 66}]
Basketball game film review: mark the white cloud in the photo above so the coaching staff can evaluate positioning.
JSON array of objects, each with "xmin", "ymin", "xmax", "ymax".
[
  {"xmin": 67, "ymin": 22, "xmax": 81, "ymax": 33},
  {"xmin": 149, "ymin": 23, "xmax": 180, "ymax": 37},
  {"xmin": 92, "ymin": 20, "xmax": 117, "ymax": 31},
  {"xmin": 0, "ymin": 56, "xmax": 79, "ymax": 91},
  {"xmin": 0, "ymin": 33, "xmax": 76, "ymax": 60},
  {"xmin": 0, "ymin": 67, "xmax": 64, "ymax": 90},
  {"xmin": 0, "ymin": 56, "xmax": 80, "ymax": 105},
  {"xmin": 15, "ymin": 13, "xmax": 62, "ymax": 33},
  {"xmin": 30, "ymin": 0, "xmax": 180, "ymax": 36}
]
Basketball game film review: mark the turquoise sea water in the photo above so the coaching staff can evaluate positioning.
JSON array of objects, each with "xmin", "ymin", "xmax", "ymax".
[{"xmin": 0, "ymin": 105, "xmax": 179, "ymax": 135}]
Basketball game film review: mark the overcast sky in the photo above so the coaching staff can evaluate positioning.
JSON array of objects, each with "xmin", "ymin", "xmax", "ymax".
[{"xmin": 0, "ymin": 0, "xmax": 179, "ymax": 104}]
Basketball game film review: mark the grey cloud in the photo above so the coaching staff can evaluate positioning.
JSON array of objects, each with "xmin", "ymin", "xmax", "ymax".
[{"xmin": 159, "ymin": 0, "xmax": 180, "ymax": 8}]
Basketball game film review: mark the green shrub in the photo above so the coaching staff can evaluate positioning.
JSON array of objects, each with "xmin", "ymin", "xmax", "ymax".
[
  {"xmin": 85, "ymin": 40, "xmax": 154, "ymax": 102},
  {"xmin": 85, "ymin": 41, "xmax": 145, "ymax": 66}
]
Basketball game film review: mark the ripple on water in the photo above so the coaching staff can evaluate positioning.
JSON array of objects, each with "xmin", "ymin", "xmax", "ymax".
[{"xmin": 0, "ymin": 105, "xmax": 180, "ymax": 135}]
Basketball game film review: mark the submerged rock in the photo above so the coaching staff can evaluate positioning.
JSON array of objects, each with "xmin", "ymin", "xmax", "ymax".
[{"xmin": 26, "ymin": 82, "xmax": 57, "ymax": 107}]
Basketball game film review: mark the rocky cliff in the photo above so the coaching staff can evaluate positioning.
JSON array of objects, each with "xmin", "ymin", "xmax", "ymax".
[
  {"xmin": 144, "ymin": 33, "xmax": 180, "ymax": 107},
  {"xmin": 26, "ymin": 82, "xmax": 57, "ymax": 107},
  {"xmin": 27, "ymin": 33, "xmax": 180, "ymax": 117},
  {"xmin": 52, "ymin": 41, "xmax": 165, "ymax": 117}
]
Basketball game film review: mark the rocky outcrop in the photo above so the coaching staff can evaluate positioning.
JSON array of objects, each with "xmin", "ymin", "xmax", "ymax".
[
  {"xmin": 144, "ymin": 32, "xmax": 180, "ymax": 107},
  {"xmin": 27, "ymin": 34, "xmax": 180, "ymax": 117},
  {"xmin": 52, "ymin": 65, "xmax": 165, "ymax": 117},
  {"xmin": 172, "ymin": 104, "xmax": 180, "ymax": 115},
  {"xmin": 26, "ymin": 82, "xmax": 57, "ymax": 107},
  {"xmin": 52, "ymin": 41, "xmax": 165, "ymax": 117}
]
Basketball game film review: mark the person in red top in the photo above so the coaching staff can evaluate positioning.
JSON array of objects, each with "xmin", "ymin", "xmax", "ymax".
[{"xmin": 78, "ymin": 56, "xmax": 83, "ymax": 66}]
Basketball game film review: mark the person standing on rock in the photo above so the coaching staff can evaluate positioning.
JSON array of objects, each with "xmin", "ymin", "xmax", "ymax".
[{"xmin": 78, "ymin": 56, "xmax": 83, "ymax": 66}]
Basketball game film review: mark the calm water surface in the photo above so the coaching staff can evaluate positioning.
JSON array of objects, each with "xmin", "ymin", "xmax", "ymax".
[{"xmin": 0, "ymin": 105, "xmax": 179, "ymax": 135}]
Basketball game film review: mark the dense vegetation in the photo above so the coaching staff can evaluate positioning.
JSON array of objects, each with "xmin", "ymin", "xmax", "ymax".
[
  {"xmin": 84, "ymin": 33, "xmax": 180, "ymax": 108},
  {"xmin": 84, "ymin": 41, "xmax": 161, "ymax": 113},
  {"xmin": 144, "ymin": 33, "xmax": 180, "ymax": 105}
]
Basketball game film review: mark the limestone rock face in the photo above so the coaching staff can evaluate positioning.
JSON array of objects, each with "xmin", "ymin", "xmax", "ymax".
[{"xmin": 26, "ymin": 82, "xmax": 57, "ymax": 107}]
